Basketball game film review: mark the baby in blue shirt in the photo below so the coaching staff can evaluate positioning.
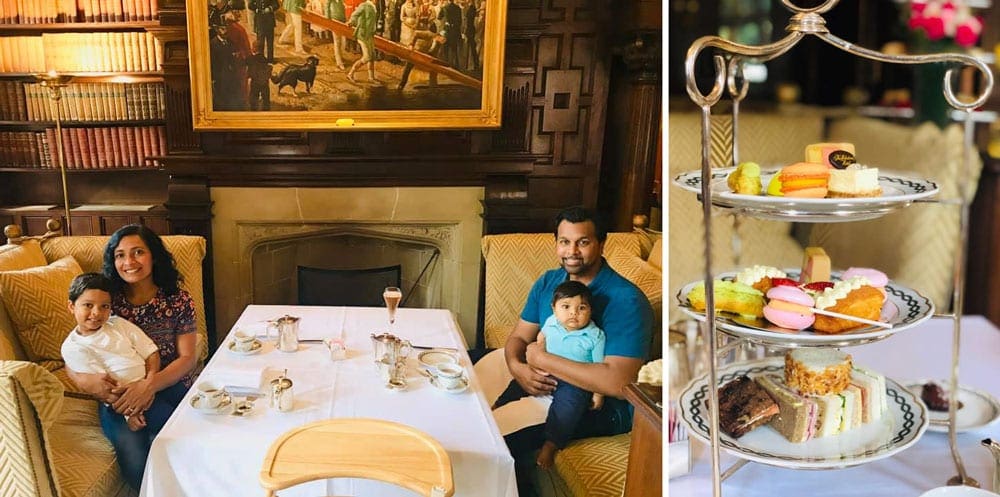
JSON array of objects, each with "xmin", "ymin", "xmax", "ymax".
[{"xmin": 536, "ymin": 280, "xmax": 606, "ymax": 468}]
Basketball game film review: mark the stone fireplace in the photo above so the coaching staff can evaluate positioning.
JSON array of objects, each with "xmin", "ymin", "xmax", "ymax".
[{"xmin": 210, "ymin": 187, "xmax": 484, "ymax": 345}]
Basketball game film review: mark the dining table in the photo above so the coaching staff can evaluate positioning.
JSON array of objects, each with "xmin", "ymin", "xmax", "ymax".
[
  {"xmin": 139, "ymin": 304, "xmax": 517, "ymax": 497},
  {"xmin": 671, "ymin": 315, "xmax": 1000, "ymax": 497}
]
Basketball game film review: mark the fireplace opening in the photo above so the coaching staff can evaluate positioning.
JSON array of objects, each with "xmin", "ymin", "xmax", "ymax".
[
  {"xmin": 297, "ymin": 264, "xmax": 402, "ymax": 307},
  {"xmin": 251, "ymin": 231, "xmax": 441, "ymax": 309}
]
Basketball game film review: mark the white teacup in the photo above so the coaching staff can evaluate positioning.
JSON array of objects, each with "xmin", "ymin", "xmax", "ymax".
[
  {"xmin": 433, "ymin": 364, "xmax": 465, "ymax": 389},
  {"xmin": 194, "ymin": 381, "xmax": 226, "ymax": 409},
  {"xmin": 233, "ymin": 329, "xmax": 256, "ymax": 351}
]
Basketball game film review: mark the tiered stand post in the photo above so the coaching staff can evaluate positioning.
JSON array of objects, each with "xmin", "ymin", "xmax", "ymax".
[{"xmin": 683, "ymin": 0, "xmax": 994, "ymax": 495}]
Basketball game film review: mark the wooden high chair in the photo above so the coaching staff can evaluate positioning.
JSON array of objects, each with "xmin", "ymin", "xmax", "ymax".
[{"xmin": 259, "ymin": 418, "xmax": 455, "ymax": 497}]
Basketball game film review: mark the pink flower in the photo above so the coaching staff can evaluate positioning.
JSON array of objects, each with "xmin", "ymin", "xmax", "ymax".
[
  {"xmin": 923, "ymin": 16, "xmax": 946, "ymax": 40},
  {"xmin": 954, "ymin": 17, "xmax": 982, "ymax": 47},
  {"xmin": 911, "ymin": 0, "xmax": 928, "ymax": 14}
]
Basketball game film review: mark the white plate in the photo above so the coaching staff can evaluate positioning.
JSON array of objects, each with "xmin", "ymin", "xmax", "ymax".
[
  {"xmin": 672, "ymin": 167, "xmax": 939, "ymax": 222},
  {"xmin": 678, "ymin": 358, "xmax": 927, "ymax": 469},
  {"xmin": 919, "ymin": 486, "xmax": 1000, "ymax": 497},
  {"xmin": 675, "ymin": 269, "xmax": 934, "ymax": 347},
  {"xmin": 190, "ymin": 394, "xmax": 233, "ymax": 415},
  {"xmin": 227, "ymin": 339, "xmax": 263, "ymax": 355},
  {"xmin": 429, "ymin": 375, "xmax": 469, "ymax": 394},
  {"xmin": 418, "ymin": 350, "xmax": 459, "ymax": 369},
  {"xmin": 903, "ymin": 380, "xmax": 1000, "ymax": 433}
]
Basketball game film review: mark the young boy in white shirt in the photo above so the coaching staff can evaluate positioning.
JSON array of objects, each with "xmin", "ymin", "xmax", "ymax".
[{"xmin": 61, "ymin": 273, "xmax": 186, "ymax": 433}]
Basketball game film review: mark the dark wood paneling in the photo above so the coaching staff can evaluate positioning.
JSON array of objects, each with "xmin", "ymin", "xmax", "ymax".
[{"xmin": 965, "ymin": 154, "xmax": 1000, "ymax": 327}]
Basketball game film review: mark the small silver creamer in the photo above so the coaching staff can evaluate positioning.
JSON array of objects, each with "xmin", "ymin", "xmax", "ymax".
[{"xmin": 270, "ymin": 372, "xmax": 294, "ymax": 412}]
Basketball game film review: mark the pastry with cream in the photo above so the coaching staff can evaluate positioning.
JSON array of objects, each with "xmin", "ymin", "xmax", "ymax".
[
  {"xmin": 735, "ymin": 265, "xmax": 786, "ymax": 293},
  {"xmin": 812, "ymin": 277, "xmax": 884, "ymax": 334}
]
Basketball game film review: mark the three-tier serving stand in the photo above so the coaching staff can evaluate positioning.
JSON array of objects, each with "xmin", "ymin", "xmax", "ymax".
[{"xmin": 680, "ymin": 0, "xmax": 995, "ymax": 495}]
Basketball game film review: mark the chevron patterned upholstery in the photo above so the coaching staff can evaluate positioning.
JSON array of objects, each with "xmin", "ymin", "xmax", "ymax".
[
  {"xmin": 0, "ymin": 241, "xmax": 45, "ymax": 362},
  {"xmin": 0, "ymin": 361, "xmax": 64, "ymax": 497},
  {"xmin": 0, "ymin": 229, "xmax": 206, "ymax": 497},
  {"xmin": 481, "ymin": 232, "xmax": 662, "ymax": 350},
  {"xmin": 0, "ymin": 256, "xmax": 83, "ymax": 362},
  {"xmin": 809, "ymin": 118, "xmax": 982, "ymax": 312},
  {"xmin": 552, "ymin": 433, "xmax": 630, "ymax": 497}
]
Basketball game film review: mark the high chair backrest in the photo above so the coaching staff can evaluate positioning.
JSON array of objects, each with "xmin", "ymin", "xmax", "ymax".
[{"xmin": 259, "ymin": 418, "xmax": 455, "ymax": 497}]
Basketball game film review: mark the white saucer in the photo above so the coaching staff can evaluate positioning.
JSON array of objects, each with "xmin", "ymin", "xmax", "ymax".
[
  {"xmin": 904, "ymin": 380, "xmax": 1000, "ymax": 433},
  {"xmin": 429, "ymin": 375, "xmax": 469, "ymax": 394},
  {"xmin": 227, "ymin": 339, "xmax": 263, "ymax": 356},
  {"xmin": 418, "ymin": 349, "xmax": 459, "ymax": 369},
  {"xmin": 918, "ymin": 486, "xmax": 999, "ymax": 497},
  {"xmin": 190, "ymin": 394, "xmax": 233, "ymax": 414}
]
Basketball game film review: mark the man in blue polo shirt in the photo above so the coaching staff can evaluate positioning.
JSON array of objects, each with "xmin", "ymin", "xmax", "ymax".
[{"xmin": 479, "ymin": 206, "xmax": 654, "ymax": 497}]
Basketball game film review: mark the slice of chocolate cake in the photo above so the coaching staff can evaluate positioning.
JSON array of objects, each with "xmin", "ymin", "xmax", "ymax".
[{"xmin": 716, "ymin": 375, "xmax": 780, "ymax": 438}]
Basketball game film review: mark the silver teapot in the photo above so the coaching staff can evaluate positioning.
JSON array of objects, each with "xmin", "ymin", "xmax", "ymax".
[
  {"xmin": 269, "ymin": 370, "xmax": 294, "ymax": 412},
  {"xmin": 370, "ymin": 332, "xmax": 412, "ymax": 364},
  {"xmin": 371, "ymin": 332, "xmax": 412, "ymax": 389},
  {"xmin": 268, "ymin": 315, "xmax": 300, "ymax": 353}
]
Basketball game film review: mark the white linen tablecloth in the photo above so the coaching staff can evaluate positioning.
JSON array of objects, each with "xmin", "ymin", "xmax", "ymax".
[
  {"xmin": 671, "ymin": 315, "xmax": 1000, "ymax": 496},
  {"xmin": 140, "ymin": 305, "xmax": 517, "ymax": 497}
]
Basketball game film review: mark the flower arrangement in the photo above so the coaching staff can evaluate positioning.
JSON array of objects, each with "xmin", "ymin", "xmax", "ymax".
[{"xmin": 907, "ymin": 0, "xmax": 983, "ymax": 48}]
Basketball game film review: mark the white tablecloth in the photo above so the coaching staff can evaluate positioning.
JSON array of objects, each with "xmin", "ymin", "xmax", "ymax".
[
  {"xmin": 140, "ymin": 305, "xmax": 517, "ymax": 497},
  {"xmin": 672, "ymin": 316, "xmax": 1000, "ymax": 496}
]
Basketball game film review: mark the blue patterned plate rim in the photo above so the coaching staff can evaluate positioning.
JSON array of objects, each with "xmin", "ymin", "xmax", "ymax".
[{"xmin": 678, "ymin": 357, "xmax": 928, "ymax": 469}]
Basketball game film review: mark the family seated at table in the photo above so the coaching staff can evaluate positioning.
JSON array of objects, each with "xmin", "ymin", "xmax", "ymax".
[
  {"xmin": 475, "ymin": 206, "xmax": 654, "ymax": 497},
  {"xmin": 53, "ymin": 206, "xmax": 654, "ymax": 496}
]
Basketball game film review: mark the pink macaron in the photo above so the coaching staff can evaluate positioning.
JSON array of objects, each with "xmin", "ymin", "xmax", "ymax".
[
  {"xmin": 841, "ymin": 267, "xmax": 888, "ymax": 300},
  {"xmin": 841, "ymin": 267, "xmax": 888, "ymax": 287},
  {"xmin": 763, "ymin": 286, "xmax": 816, "ymax": 330}
]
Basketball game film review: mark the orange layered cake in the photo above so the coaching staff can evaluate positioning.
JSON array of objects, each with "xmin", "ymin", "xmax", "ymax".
[{"xmin": 766, "ymin": 162, "xmax": 830, "ymax": 198}]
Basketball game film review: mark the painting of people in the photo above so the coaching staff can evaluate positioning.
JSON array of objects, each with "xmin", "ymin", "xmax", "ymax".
[{"xmin": 187, "ymin": 0, "xmax": 507, "ymax": 130}]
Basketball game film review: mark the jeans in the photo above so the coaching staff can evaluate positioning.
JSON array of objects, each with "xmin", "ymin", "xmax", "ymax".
[
  {"xmin": 495, "ymin": 379, "xmax": 633, "ymax": 497},
  {"xmin": 544, "ymin": 380, "xmax": 593, "ymax": 448},
  {"xmin": 98, "ymin": 382, "xmax": 188, "ymax": 490}
]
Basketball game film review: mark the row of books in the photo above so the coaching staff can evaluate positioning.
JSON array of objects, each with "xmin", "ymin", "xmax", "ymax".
[
  {"xmin": 0, "ymin": 125, "xmax": 164, "ymax": 169},
  {"xmin": 0, "ymin": 0, "xmax": 159, "ymax": 24},
  {"xmin": 0, "ymin": 80, "xmax": 164, "ymax": 121},
  {"xmin": 0, "ymin": 32, "xmax": 162, "ymax": 73}
]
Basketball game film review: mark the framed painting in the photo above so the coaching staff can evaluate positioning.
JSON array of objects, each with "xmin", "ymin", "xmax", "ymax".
[{"xmin": 186, "ymin": 0, "xmax": 507, "ymax": 130}]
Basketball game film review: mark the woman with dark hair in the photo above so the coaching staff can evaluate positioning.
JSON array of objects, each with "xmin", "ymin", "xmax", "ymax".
[{"xmin": 66, "ymin": 224, "xmax": 197, "ymax": 490}]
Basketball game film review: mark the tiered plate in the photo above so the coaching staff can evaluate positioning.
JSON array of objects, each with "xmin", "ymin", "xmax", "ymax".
[
  {"xmin": 672, "ymin": 167, "xmax": 939, "ymax": 222},
  {"xmin": 678, "ymin": 358, "xmax": 928, "ymax": 469},
  {"xmin": 675, "ymin": 270, "xmax": 934, "ymax": 347}
]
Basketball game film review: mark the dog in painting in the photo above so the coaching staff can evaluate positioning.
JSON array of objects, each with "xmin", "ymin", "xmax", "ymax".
[{"xmin": 270, "ymin": 55, "xmax": 320, "ymax": 96}]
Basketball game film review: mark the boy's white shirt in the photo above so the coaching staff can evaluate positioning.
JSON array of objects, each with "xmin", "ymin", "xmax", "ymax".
[{"xmin": 61, "ymin": 316, "xmax": 158, "ymax": 385}]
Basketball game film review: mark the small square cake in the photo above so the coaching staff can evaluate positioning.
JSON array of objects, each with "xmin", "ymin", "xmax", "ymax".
[{"xmin": 827, "ymin": 164, "xmax": 882, "ymax": 198}]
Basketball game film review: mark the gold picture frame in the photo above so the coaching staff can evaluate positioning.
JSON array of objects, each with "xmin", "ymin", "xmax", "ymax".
[{"xmin": 186, "ymin": 0, "xmax": 506, "ymax": 130}]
